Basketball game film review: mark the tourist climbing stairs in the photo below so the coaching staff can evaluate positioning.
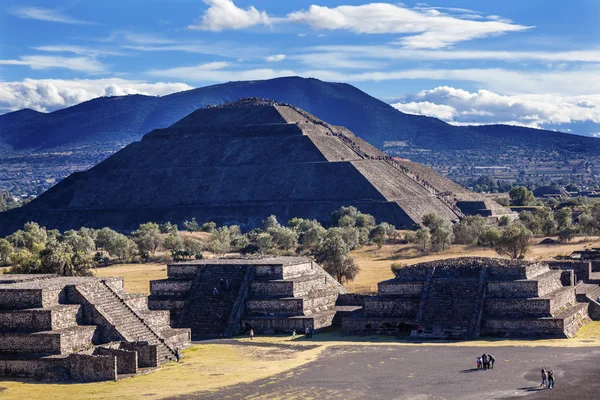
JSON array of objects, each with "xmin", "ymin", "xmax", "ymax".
[
  {"xmin": 75, "ymin": 281, "xmax": 177, "ymax": 362},
  {"xmin": 177, "ymin": 265, "xmax": 249, "ymax": 338}
]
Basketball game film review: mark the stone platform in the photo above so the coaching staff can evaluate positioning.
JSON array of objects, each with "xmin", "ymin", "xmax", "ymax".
[
  {"xmin": 148, "ymin": 257, "xmax": 346, "ymax": 337},
  {"xmin": 342, "ymin": 257, "xmax": 591, "ymax": 339},
  {"xmin": 0, "ymin": 274, "xmax": 190, "ymax": 381}
]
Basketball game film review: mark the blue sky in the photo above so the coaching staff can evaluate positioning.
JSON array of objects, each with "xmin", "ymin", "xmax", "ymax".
[{"xmin": 1, "ymin": 0, "xmax": 600, "ymax": 136}]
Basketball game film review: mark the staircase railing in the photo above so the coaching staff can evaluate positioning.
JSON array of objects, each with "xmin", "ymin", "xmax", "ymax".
[
  {"xmin": 177, "ymin": 265, "xmax": 207, "ymax": 328},
  {"xmin": 468, "ymin": 267, "xmax": 488, "ymax": 339},
  {"xmin": 414, "ymin": 266, "xmax": 436, "ymax": 331},
  {"xmin": 99, "ymin": 281, "xmax": 177, "ymax": 359},
  {"xmin": 224, "ymin": 267, "xmax": 255, "ymax": 337}
]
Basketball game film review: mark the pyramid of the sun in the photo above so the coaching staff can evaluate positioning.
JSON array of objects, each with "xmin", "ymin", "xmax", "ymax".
[{"xmin": 0, "ymin": 99, "xmax": 513, "ymax": 234}]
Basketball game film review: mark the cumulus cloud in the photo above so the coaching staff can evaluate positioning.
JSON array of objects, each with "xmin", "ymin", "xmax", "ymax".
[
  {"xmin": 0, "ymin": 55, "xmax": 106, "ymax": 73},
  {"xmin": 189, "ymin": 0, "xmax": 271, "ymax": 31},
  {"xmin": 286, "ymin": 3, "xmax": 530, "ymax": 48},
  {"xmin": 10, "ymin": 6, "xmax": 95, "ymax": 25},
  {"xmin": 391, "ymin": 86, "xmax": 600, "ymax": 129},
  {"xmin": 265, "ymin": 54, "xmax": 286, "ymax": 62},
  {"xmin": 0, "ymin": 78, "xmax": 193, "ymax": 113}
]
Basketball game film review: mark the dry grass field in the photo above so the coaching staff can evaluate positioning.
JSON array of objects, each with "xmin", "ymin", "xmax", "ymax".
[
  {"xmin": 346, "ymin": 237, "xmax": 600, "ymax": 293},
  {"xmin": 90, "ymin": 236, "xmax": 600, "ymax": 295}
]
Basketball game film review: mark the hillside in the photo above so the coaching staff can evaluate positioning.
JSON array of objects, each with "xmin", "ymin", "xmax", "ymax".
[{"xmin": 1, "ymin": 76, "xmax": 599, "ymax": 193}]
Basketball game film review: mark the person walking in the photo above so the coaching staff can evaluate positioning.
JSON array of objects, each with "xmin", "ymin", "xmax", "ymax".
[
  {"xmin": 291, "ymin": 329, "xmax": 297, "ymax": 340},
  {"xmin": 547, "ymin": 370, "xmax": 555, "ymax": 389},
  {"xmin": 477, "ymin": 357, "xmax": 482, "ymax": 369},
  {"xmin": 250, "ymin": 328, "xmax": 254, "ymax": 340},
  {"xmin": 540, "ymin": 369, "xmax": 547, "ymax": 387},
  {"xmin": 482, "ymin": 354, "xmax": 488, "ymax": 370},
  {"xmin": 305, "ymin": 326, "xmax": 310, "ymax": 339},
  {"xmin": 489, "ymin": 354, "xmax": 496, "ymax": 369},
  {"xmin": 212, "ymin": 287, "xmax": 219, "ymax": 296},
  {"xmin": 175, "ymin": 348, "xmax": 181, "ymax": 363}
]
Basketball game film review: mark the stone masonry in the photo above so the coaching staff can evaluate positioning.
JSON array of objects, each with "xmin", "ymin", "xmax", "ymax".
[
  {"xmin": 0, "ymin": 274, "xmax": 190, "ymax": 381},
  {"xmin": 148, "ymin": 257, "xmax": 347, "ymax": 337},
  {"xmin": 342, "ymin": 257, "xmax": 590, "ymax": 339}
]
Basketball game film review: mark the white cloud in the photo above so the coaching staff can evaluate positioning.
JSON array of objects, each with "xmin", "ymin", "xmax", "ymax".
[
  {"xmin": 265, "ymin": 54, "xmax": 286, "ymax": 62},
  {"xmin": 0, "ymin": 55, "xmax": 106, "ymax": 73},
  {"xmin": 103, "ymin": 31, "xmax": 175, "ymax": 45},
  {"xmin": 33, "ymin": 45, "xmax": 124, "ymax": 58},
  {"xmin": 286, "ymin": 3, "xmax": 530, "ymax": 48},
  {"xmin": 189, "ymin": 0, "xmax": 271, "ymax": 31},
  {"xmin": 0, "ymin": 78, "xmax": 193, "ymax": 113},
  {"xmin": 391, "ymin": 86, "xmax": 600, "ymax": 129},
  {"xmin": 309, "ymin": 45, "xmax": 600, "ymax": 63},
  {"xmin": 146, "ymin": 62, "xmax": 295, "ymax": 81},
  {"xmin": 393, "ymin": 101, "xmax": 457, "ymax": 120},
  {"xmin": 10, "ymin": 6, "xmax": 95, "ymax": 25}
]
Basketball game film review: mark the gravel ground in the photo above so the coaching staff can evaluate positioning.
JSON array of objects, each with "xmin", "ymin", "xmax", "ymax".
[{"xmin": 167, "ymin": 344, "xmax": 600, "ymax": 400}]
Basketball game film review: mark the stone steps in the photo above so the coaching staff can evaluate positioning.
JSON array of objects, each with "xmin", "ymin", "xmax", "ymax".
[
  {"xmin": 177, "ymin": 265, "xmax": 248, "ymax": 337},
  {"xmin": 77, "ymin": 282, "xmax": 178, "ymax": 362},
  {"xmin": 420, "ymin": 280, "xmax": 479, "ymax": 331}
]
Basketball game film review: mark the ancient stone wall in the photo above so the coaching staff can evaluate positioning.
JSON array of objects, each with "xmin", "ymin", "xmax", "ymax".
[
  {"xmin": 96, "ymin": 347, "xmax": 138, "ymax": 374},
  {"xmin": 68, "ymin": 354, "xmax": 117, "ymax": 382}
]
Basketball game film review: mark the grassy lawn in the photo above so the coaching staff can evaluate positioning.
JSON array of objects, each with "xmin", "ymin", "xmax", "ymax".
[{"xmin": 0, "ymin": 342, "xmax": 324, "ymax": 400}]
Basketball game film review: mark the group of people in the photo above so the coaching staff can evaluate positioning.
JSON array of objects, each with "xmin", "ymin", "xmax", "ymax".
[
  {"xmin": 212, "ymin": 279, "xmax": 231, "ymax": 296},
  {"xmin": 476, "ymin": 353, "xmax": 496, "ymax": 370},
  {"xmin": 540, "ymin": 369, "xmax": 556, "ymax": 389},
  {"xmin": 290, "ymin": 326, "xmax": 314, "ymax": 340}
]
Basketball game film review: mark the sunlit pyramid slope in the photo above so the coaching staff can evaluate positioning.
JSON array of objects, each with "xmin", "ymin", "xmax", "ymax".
[{"xmin": 0, "ymin": 99, "xmax": 512, "ymax": 234}]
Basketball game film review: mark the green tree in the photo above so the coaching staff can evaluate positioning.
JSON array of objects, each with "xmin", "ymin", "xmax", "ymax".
[
  {"xmin": 453, "ymin": 215, "xmax": 486, "ymax": 245},
  {"xmin": 159, "ymin": 222, "xmax": 178, "ymax": 234},
  {"xmin": 256, "ymin": 232, "xmax": 275, "ymax": 253},
  {"xmin": 315, "ymin": 235, "xmax": 359, "ymax": 283},
  {"xmin": 183, "ymin": 218, "xmax": 201, "ymax": 232},
  {"xmin": 509, "ymin": 186, "xmax": 535, "ymax": 206},
  {"xmin": 0, "ymin": 238, "xmax": 13, "ymax": 264},
  {"xmin": 408, "ymin": 228, "xmax": 431, "ymax": 251},
  {"xmin": 555, "ymin": 207, "xmax": 573, "ymax": 230},
  {"xmin": 163, "ymin": 232, "xmax": 184, "ymax": 252},
  {"xmin": 62, "ymin": 229, "xmax": 95, "ymax": 254},
  {"xmin": 106, "ymin": 234, "xmax": 137, "ymax": 262},
  {"xmin": 267, "ymin": 226, "xmax": 299, "ymax": 251},
  {"xmin": 183, "ymin": 237, "xmax": 205, "ymax": 259},
  {"xmin": 369, "ymin": 222, "xmax": 397, "ymax": 248},
  {"xmin": 558, "ymin": 226, "xmax": 578, "ymax": 243},
  {"xmin": 209, "ymin": 227, "xmax": 231, "ymax": 256},
  {"xmin": 201, "ymin": 221, "xmax": 217, "ymax": 233},
  {"xmin": 478, "ymin": 226, "xmax": 501, "ymax": 247},
  {"xmin": 494, "ymin": 222, "xmax": 532, "ymax": 259},
  {"xmin": 132, "ymin": 222, "xmax": 163, "ymax": 256},
  {"xmin": 422, "ymin": 214, "xmax": 453, "ymax": 251},
  {"xmin": 262, "ymin": 215, "xmax": 279, "ymax": 231}
]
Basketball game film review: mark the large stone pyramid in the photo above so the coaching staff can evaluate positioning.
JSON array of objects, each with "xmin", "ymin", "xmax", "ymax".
[{"xmin": 0, "ymin": 99, "xmax": 513, "ymax": 234}]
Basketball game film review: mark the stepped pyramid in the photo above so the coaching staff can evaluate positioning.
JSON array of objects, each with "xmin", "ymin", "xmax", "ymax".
[{"xmin": 0, "ymin": 99, "xmax": 513, "ymax": 234}]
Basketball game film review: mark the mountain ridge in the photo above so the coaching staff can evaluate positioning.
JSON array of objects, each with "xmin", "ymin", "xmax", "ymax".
[{"xmin": 2, "ymin": 76, "xmax": 598, "ymax": 153}]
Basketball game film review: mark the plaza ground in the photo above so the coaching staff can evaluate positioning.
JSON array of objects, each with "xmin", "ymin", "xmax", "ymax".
[{"xmin": 3, "ymin": 325, "xmax": 600, "ymax": 399}]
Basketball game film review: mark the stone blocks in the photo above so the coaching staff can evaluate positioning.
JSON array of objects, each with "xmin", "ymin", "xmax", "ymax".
[
  {"xmin": 343, "ymin": 257, "xmax": 590, "ymax": 339},
  {"xmin": 0, "ymin": 274, "xmax": 190, "ymax": 382}
]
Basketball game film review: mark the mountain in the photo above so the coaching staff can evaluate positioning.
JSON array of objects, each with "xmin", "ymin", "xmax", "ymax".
[
  {"xmin": 0, "ymin": 99, "xmax": 513, "ymax": 235},
  {"xmin": 1, "ymin": 76, "xmax": 599, "ymax": 195},
  {"xmin": 2, "ymin": 76, "xmax": 599, "ymax": 153}
]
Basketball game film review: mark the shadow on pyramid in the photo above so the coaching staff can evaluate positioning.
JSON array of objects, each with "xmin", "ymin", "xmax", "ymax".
[{"xmin": 0, "ymin": 98, "xmax": 513, "ymax": 235}]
